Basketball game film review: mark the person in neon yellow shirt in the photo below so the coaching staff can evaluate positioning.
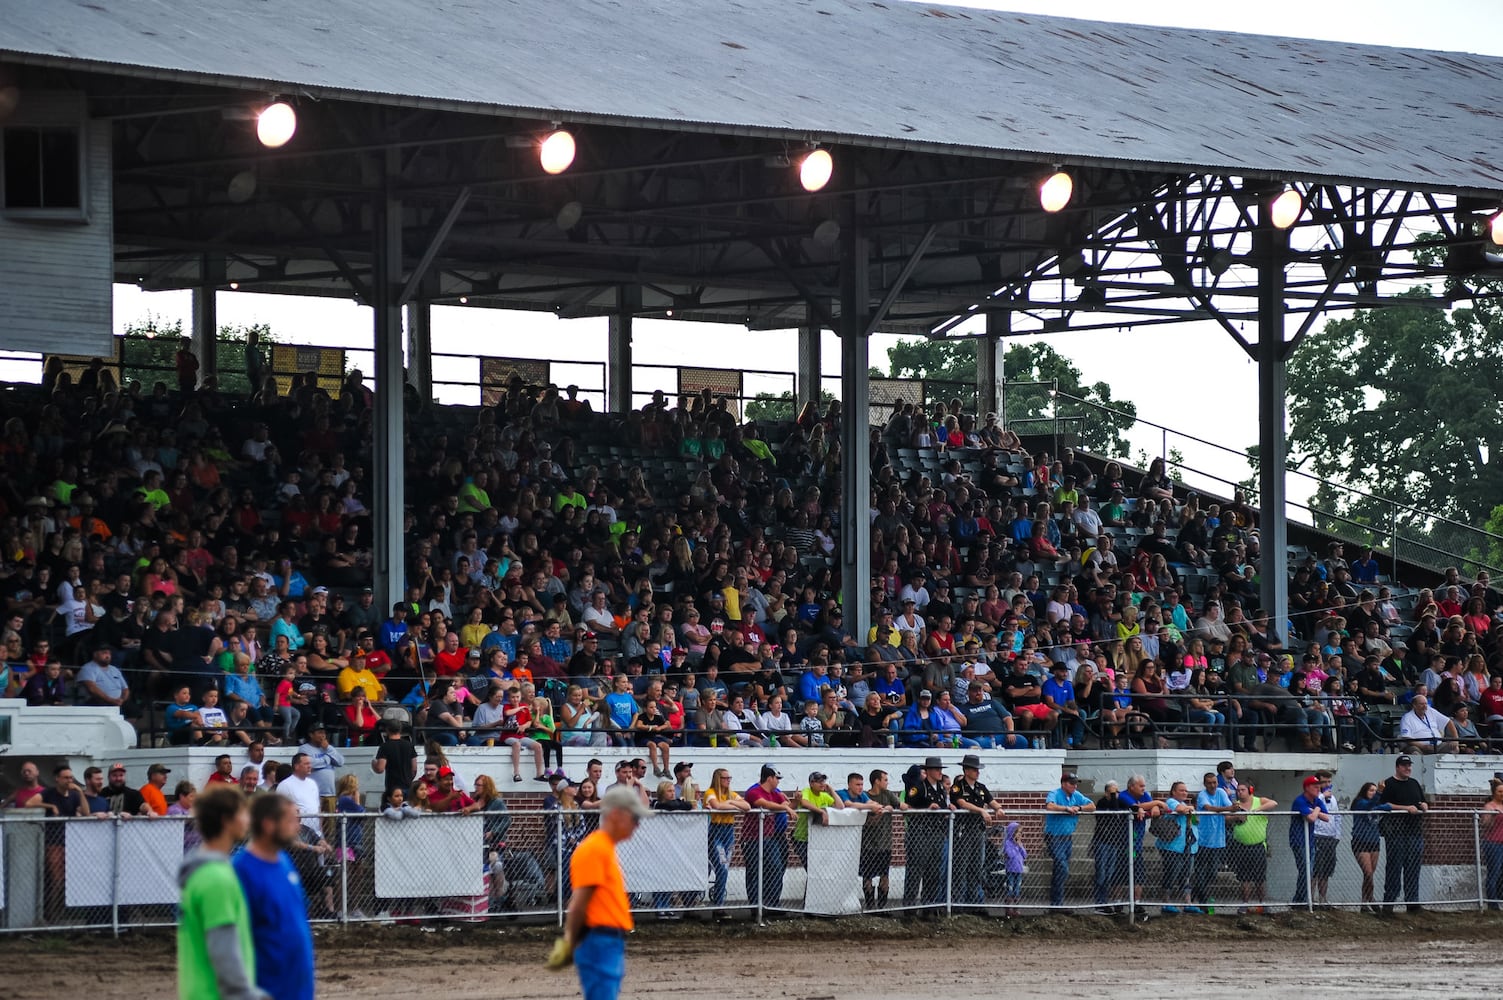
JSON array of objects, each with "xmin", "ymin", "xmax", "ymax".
[
  {"xmin": 456, "ymin": 472, "xmax": 492, "ymax": 513},
  {"xmin": 792, "ymin": 771, "xmax": 837, "ymax": 865},
  {"xmin": 177, "ymin": 786, "xmax": 266, "ymax": 1000}
]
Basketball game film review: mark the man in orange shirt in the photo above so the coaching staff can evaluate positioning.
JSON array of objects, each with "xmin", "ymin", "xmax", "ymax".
[
  {"xmin": 553, "ymin": 784, "xmax": 648, "ymax": 1000},
  {"xmin": 140, "ymin": 762, "xmax": 171, "ymax": 815}
]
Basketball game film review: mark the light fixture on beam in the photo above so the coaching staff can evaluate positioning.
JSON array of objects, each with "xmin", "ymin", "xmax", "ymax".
[
  {"xmin": 799, "ymin": 147, "xmax": 833, "ymax": 192},
  {"xmin": 1075, "ymin": 285, "xmax": 1106, "ymax": 311},
  {"xmin": 1269, "ymin": 186, "xmax": 1303, "ymax": 230},
  {"xmin": 1206, "ymin": 247, "xmax": 1234, "ymax": 276},
  {"xmin": 1058, "ymin": 251, "xmax": 1086, "ymax": 277},
  {"xmin": 539, "ymin": 128, "xmax": 576, "ymax": 174},
  {"xmin": 555, "ymin": 201, "xmax": 583, "ymax": 231},
  {"xmin": 226, "ymin": 170, "xmax": 257, "ymax": 204},
  {"xmin": 459, "ymin": 296, "xmax": 469, "ymax": 304},
  {"xmin": 255, "ymin": 101, "xmax": 297, "ymax": 148},
  {"xmin": 1039, "ymin": 168, "xmax": 1073, "ymax": 213},
  {"xmin": 812, "ymin": 219, "xmax": 841, "ymax": 246}
]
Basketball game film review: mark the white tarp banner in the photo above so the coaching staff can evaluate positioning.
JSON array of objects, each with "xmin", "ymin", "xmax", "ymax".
[
  {"xmin": 66, "ymin": 818, "xmax": 184, "ymax": 907},
  {"xmin": 803, "ymin": 808, "xmax": 867, "ymax": 914},
  {"xmin": 374, "ymin": 814, "xmax": 484, "ymax": 898},
  {"xmin": 619, "ymin": 812, "xmax": 708, "ymax": 894}
]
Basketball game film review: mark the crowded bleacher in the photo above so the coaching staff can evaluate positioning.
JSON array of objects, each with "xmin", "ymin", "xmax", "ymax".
[{"xmin": 3, "ymin": 347, "xmax": 1500, "ymax": 763}]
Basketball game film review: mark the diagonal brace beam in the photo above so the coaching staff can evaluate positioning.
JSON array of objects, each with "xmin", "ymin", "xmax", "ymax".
[
  {"xmin": 398, "ymin": 186, "xmax": 471, "ymax": 306},
  {"xmin": 865, "ymin": 224, "xmax": 937, "ymax": 337}
]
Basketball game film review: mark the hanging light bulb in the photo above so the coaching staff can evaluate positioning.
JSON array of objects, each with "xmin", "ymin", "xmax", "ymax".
[
  {"xmin": 1039, "ymin": 170, "xmax": 1073, "ymax": 213},
  {"xmin": 1269, "ymin": 187, "xmax": 1303, "ymax": 230},
  {"xmin": 255, "ymin": 102, "xmax": 297, "ymax": 148},
  {"xmin": 539, "ymin": 129, "xmax": 576, "ymax": 174},
  {"xmin": 1490, "ymin": 210, "xmax": 1503, "ymax": 247},
  {"xmin": 799, "ymin": 148, "xmax": 833, "ymax": 192}
]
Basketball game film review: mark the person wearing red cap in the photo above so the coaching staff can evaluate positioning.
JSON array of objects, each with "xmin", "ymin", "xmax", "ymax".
[{"xmin": 1290, "ymin": 776, "xmax": 1330, "ymax": 907}]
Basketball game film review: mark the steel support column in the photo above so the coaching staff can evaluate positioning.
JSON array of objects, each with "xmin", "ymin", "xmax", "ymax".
[
  {"xmin": 607, "ymin": 286, "xmax": 640, "ymax": 414},
  {"xmin": 404, "ymin": 294, "xmax": 434, "ymax": 401},
  {"xmin": 190, "ymin": 254, "xmax": 222, "ymax": 383},
  {"xmin": 977, "ymin": 309, "xmax": 1007, "ymax": 417},
  {"xmin": 372, "ymin": 154, "xmax": 406, "ymax": 612},
  {"xmin": 1255, "ymin": 214, "xmax": 1291, "ymax": 647},
  {"xmin": 838, "ymin": 214, "xmax": 872, "ymax": 642},
  {"xmin": 796, "ymin": 324, "xmax": 821, "ymax": 413}
]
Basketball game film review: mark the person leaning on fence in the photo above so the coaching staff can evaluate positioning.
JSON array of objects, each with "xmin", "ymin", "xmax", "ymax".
[
  {"xmin": 1090, "ymin": 779, "xmax": 1131, "ymax": 913},
  {"xmin": 1481, "ymin": 778, "xmax": 1503, "ymax": 910},
  {"xmin": 950, "ymin": 755, "xmax": 1002, "ymax": 906},
  {"xmin": 1310, "ymin": 772, "xmax": 1342, "ymax": 907},
  {"xmin": 1289, "ymin": 776, "xmax": 1331, "ymax": 907},
  {"xmin": 1192, "ymin": 772, "xmax": 1234, "ymax": 910},
  {"xmin": 1042, "ymin": 771, "xmax": 1093, "ymax": 908},
  {"xmin": 1119, "ymin": 775, "xmax": 1159, "ymax": 912},
  {"xmin": 1379, "ymin": 754, "xmax": 1428, "ymax": 912},
  {"xmin": 177, "ymin": 786, "xmax": 269, "ymax": 1000},
  {"xmin": 791, "ymin": 771, "xmax": 835, "ymax": 867},
  {"xmin": 1154, "ymin": 781, "xmax": 1198, "ymax": 914},
  {"xmin": 1227, "ymin": 782, "xmax": 1277, "ymax": 914},
  {"xmin": 903, "ymin": 757, "xmax": 952, "ymax": 914},
  {"xmin": 703, "ymin": 768, "xmax": 749, "ymax": 918},
  {"xmin": 742, "ymin": 764, "xmax": 796, "ymax": 910}
]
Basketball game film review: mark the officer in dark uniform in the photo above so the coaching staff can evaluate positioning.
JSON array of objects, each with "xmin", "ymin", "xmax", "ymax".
[
  {"xmin": 904, "ymin": 756, "xmax": 951, "ymax": 913},
  {"xmin": 950, "ymin": 753, "xmax": 1001, "ymax": 905}
]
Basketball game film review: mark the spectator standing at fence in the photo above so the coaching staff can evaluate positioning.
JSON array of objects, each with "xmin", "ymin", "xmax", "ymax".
[
  {"xmin": 1311, "ymin": 772, "xmax": 1342, "ymax": 907},
  {"xmin": 232, "ymin": 794, "xmax": 316, "ymax": 1000},
  {"xmin": 1193, "ymin": 772, "xmax": 1234, "ymax": 911},
  {"xmin": 903, "ymin": 756, "xmax": 951, "ymax": 914},
  {"xmin": 1042, "ymin": 771, "xmax": 1093, "ymax": 908},
  {"xmin": 1155, "ymin": 781, "xmax": 1198, "ymax": 914},
  {"xmin": 1380, "ymin": 754, "xmax": 1428, "ymax": 912},
  {"xmin": 1350, "ymin": 781, "xmax": 1389, "ymax": 913},
  {"xmin": 1228, "ymin": 782, "xmax": 1276, "ymax": 914},
  {"xmin": 791, "ymin": 772, "xmax": 836, "ymax": 868},
  {"xmin": 1481, "ymin": 778, "xmax": 1503, "ymax": 910},
  {"xmin": 371, "ymin": 719, "xmax": 417, "ymax": 798},
  {"xmin": 177, "ymin": 787, "xmax": 267, "ymax": 1000},
  {"xmin": 1289, "ymin": 776, "xmax": 1330, "ymax": 908},
  {"xmin": 950, "ymin": 755, "xmax": 1001, "ymax": 906},
  {"xmin": 703, "ymin": 768, "xmax": 748, "ymax": 918},
  {"xmin": 552, "ymin": 785, "xmax": 650, "ymax": 1000},
  {"xmin": 1119, "ymin": 774, "xmax": 1158, "ymax": 914},
  {"xmin": 298, "ymin": 725, "xmax": 345, "ymax": 814},
  {"xmin": 1091, "ymin": 779, "xmax": 1131, "ymax": 913},
  {"xmin": 742, "ymin": 764, "xmax": 796, "ymax": 910},
  {"xmin": 102, "ymin": 762, "xmax": 147, "ymax": 815},
  {"xmin": 142, "ymin": 763, "xmax": 172, "ymax": 816},
  {"xmin": 7, "ymin": 760, "xmax": 43, "ymax": 809}
]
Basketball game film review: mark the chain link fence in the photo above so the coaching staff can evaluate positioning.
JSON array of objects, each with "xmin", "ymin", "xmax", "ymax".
[{"xmin": 1, "ymin": 807, "xmax": 1500, "ymax": 931}]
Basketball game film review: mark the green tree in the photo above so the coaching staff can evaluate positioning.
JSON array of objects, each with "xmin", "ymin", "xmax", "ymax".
[
  {"xmin": 1286, "ymin": 287, "xmax": 1503, "ymax": 539},
  {"xmin": 119, "ymin": 317, "xmax": 275, "ymax": 396},
  {"xmin": 744, "ymin": 388, "xmax": 835, "ymax": 422},
  {"xmin": 878, "ymin": 338, "xmax": 1137, "ymax": 455}
]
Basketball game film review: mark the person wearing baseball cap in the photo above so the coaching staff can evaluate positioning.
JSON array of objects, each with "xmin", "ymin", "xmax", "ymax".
[
  {"xmin": 102, "ymin": 762, "xmax": 147, "ymax": 816},
  {"xmin": 141, "ymin": 763, "xmax": 172, "ymax": 816},
  {"xmin": 744, "ymin": 765, "xmax": 797, "ymax": 909},
  {"xmin": 792, "ymin": 772, "xmax": 835, "ymax": 865},
  {"xmin": 1290, "ymin": 776, "xmax": 1332, "ymax": 907},
  {"xmin": 671, "ymin": 761, "xmax": 698, "ymax": 804},
  {"xmin": 1379, "ymin": 754, "xmax": 1428, "ymax": 911},
  {"xmin": 904, "ymin": 757, "xmax": 950, "ymax": 912}
]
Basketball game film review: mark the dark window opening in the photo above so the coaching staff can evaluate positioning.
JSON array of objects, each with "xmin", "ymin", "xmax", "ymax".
[{"xmin": 3, "ymin": 126, "xmax": 82, "ymax": 211}]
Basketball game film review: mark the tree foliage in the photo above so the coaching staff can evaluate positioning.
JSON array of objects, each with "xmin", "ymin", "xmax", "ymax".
[
  {"xmin": 1286, "ymin": 288, "xmax": 1503, "ymax": 539},
  {"xmin": 879, "ymin": 338, "xmax": 1137, "ymax": 455},
  {"xmin": 744, "ymin": 388, "xmax": 835, "ymax": 422},
  {"xmin": 120, "ymin": 316, "xmax": 275, "ymax": 396}
]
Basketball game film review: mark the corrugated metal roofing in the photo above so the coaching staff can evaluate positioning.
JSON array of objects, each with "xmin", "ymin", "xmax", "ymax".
[{"xmin": 4, "ymin": 0, "xmax": 1503, "ymax": 193}]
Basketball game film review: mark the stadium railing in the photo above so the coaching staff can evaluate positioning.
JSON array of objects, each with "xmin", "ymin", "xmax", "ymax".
[{"xmin": 0, "ymin": 807, "xmax": 1497, "ymax": 933}]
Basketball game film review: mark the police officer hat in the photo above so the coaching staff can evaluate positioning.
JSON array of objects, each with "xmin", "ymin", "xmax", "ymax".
[
  {"xmin": 960, "ymin": 754, "xmax": 982, "ymax": 770},
  {"xmin": 923, "ymin": 756, "xmax": 944, "ymax": 770}
]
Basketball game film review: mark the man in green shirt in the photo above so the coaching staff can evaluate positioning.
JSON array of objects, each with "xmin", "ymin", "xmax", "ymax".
[
  {"xmin": 792, "ymin": 771, "xmax": 837, "ymax": 866},
  {"xmin": 178, "ymin": 786, "xmax": 267, "ymax": 1000}
]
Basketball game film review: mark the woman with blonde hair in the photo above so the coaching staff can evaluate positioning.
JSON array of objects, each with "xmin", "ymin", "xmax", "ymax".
[{"xmin": 704, "ymin": 767, "xmax": 749, "ymax": 913}]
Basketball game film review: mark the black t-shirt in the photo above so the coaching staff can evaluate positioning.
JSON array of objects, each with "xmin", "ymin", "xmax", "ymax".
[
  {"xmin": 103, "ymin": 784, "xmax": 146, "ymax": 815},
  {"xmin": 374, "ymin": 736, "xmax": 417, "ymax": 793},
  {"xmin": 1004, "ymin": 672, "xmax": 1042, "ymax": 709},
  {"xmin": 1379, "ymin": 775, "xmax": 1425, "ymax": 836}
]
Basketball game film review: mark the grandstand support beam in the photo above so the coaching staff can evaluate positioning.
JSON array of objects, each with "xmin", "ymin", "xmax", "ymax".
[
  {"xmin": 838, "ymin": 207, "xmax": 872, "ymax": 642},
  {"xmin": 607, "ymin": 285, "xmax": 640, "ymax": 413},
  {"xmin": 372, "ymin": 153, "xmax": 406, "ymax": 612},
  {"xmin": 796, "ymin": 325, "xmax": 821, "ymax": 412},
  {"xmin": 978, "ymin": 296, "xmax": 1008, "ymax": 418},
  {"xmin": 191, "ymin": 254, "xmax": 223, "ymax": 382},
  {"xmin": 405, "ymin": 298, "xmax": 434, "ymax": 402},
  {"xmin": 1255, "ymin": 212, "xmax": 1292, "ymax": 648}
]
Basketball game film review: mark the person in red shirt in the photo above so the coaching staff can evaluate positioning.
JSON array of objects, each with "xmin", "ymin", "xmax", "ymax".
[
  {"xmin": 204, "ymin": 754, "xmax": 239, "ymax": 786},
  {"xmin": 426, "ymin": 766, "xmax": 475, "ymax": 813},
  {"xmin": 741, "ymin": 765, "xmax": 797, "ymax": 908},
  {"xmin": 1480, "ymin": 674, "xmax": 1503, "ymax": 744},
  {"xmin": 433, "ymin": 632, "xmax": 469, "ymax": 677}
]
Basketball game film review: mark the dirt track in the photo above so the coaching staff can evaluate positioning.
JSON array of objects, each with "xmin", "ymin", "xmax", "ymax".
[{"xmin": 5, "ymin": 911, "xmax": 1501, "ymax": 998}]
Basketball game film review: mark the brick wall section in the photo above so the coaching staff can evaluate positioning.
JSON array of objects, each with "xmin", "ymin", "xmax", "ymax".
[{"xmin": 1427, "ymin": 795, "xmax": 1488, "ymax": 865}]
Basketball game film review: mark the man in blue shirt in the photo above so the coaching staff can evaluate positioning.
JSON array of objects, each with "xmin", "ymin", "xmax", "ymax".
[
  {"xmin": 1289, "ymin": 775, "xmax": 1330, "ymax": 907},
  {"xmin": 1041, "ymin": 663, "xmax": 1085, "ymax": 748},
  {"xmin": 1193, "ymin": 771, "xmax": 1235, "ymax": 910},
  {"xmin": 232, "ymin": 793, "xmax": 315, "ymax": 1000},
  {"xmin": 378, "ymin": 603, "xmax": 409, "ymax": 654},
  {"xmin": 1042, "ymin": 772, "xmax": 1094, "ymax": 907},
  {"xmin": 1120, "ymin": 774, "xmax": 1158, "ymax": 911}
]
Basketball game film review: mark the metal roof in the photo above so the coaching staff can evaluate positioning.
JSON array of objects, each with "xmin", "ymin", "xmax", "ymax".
[{"xmin": 4, "ymin": 0, "xmax": 1503, "ymax": 195}]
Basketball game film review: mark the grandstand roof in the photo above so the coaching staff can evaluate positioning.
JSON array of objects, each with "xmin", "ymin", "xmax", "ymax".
[
  {"xmin": 7, "ymin": 0, "xmax": 1503, "ymax": 193},
  {"xmin": 4, "ymin": 0, "xmax": 1503, "ymax": 334}
]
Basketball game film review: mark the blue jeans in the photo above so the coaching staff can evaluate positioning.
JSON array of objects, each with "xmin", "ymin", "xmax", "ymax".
[
  {"xmin": 709, "ymin": 824, "xmax": 735, "ymax": 906},
  {"xmin": 575, "ymin": 930, "xmax": 626, "ymax": 1000},
  {"xmin": 1092, "ymin": 841, "xmax": 1124, "ymax": 904},
  {"xmin": 1485, "ymin": 842, "xmax": 1503, "ymax": 908},
  {"xmin": 1046, "ymin": 834, "xmax": 1073, "ymax": 907}
]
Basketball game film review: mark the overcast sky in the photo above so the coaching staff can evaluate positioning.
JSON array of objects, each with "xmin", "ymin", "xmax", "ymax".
[{"xmin": 84, "ymin": 0, "xmax": 1503, "ymax": 514}]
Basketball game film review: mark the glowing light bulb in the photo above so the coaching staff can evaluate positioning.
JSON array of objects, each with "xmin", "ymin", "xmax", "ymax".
[
  {"xmin": 799, "ymin": 148, "xmax": 833, "ymax": 192},
  {"xmin": 540, "ymin": 130, "xmax": 576, "ymax": 174},
  {"xmin": 256, "ymin": 102, "xmax": 296, "ymax": 148},
  {"xmin": 1270, "ymin": 187, "xmax": 1303, "ymax": 230},
  {"xmin": 1039, "ymin": 170, "xmax": 1073, "ymax": 213}
]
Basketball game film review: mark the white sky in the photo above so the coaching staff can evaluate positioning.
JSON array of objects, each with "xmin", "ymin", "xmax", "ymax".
[{"xmin": 76, "ymin": 1, "xmax": 1503, "ymax": 516}]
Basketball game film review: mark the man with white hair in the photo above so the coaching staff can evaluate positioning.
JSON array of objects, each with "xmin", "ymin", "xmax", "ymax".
[{"xmin": 1398, "ymin": 693, "xmax": 1458, "ymax": 755}]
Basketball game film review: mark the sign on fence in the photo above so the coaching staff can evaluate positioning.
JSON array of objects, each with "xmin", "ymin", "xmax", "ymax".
[
  {"xmin": 65, "ymin": 819, "xmax": 183, "ymax": 907},
  {"xmin": 618, "ymin": 812, "xmax": 708, "ymax": 894},
  {"xmin": 373, "ymin": 814, "xmax": 485, "ymax": 898},
  {"xmin": 804, "ymin": 808, "xmax": 869, "ymax": 915}
]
